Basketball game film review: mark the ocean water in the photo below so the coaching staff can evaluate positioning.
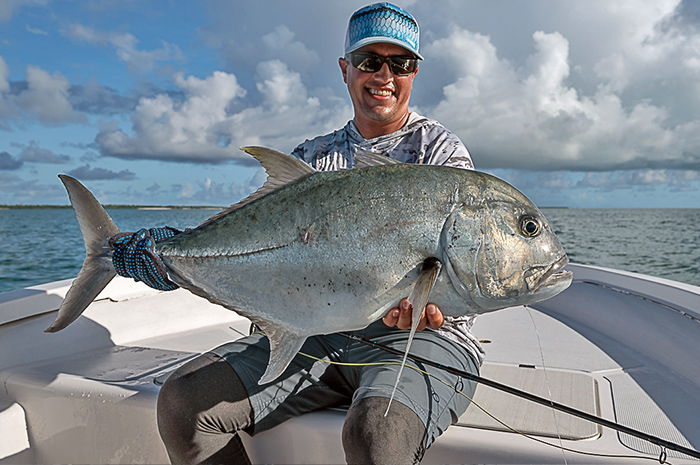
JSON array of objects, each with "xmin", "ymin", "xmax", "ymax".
[
  {"xmin": 1, "ymin": 207, "xmax": 699, "ymax": 293},
  {"xmin": 0, "ymin": 208, "xmax": 217, "ymax": 293},
  {"xmin": 543, "ymin": 208, "xmax": 700, "ymax": 287}
]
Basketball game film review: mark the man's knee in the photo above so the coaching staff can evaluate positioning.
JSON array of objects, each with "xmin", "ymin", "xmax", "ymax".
[
  {"xmin": 157, "ymin": 353, "xmax": 253, "ymax": 464},
  {"xmin": 343, "ymin": 396, "xmax": 426, "ymax": 465},
  {"xmin": 159, "ymin": 353, "xmax": 218, "ymax": 425},
  {"xmin": 157, "ymin": 352, "xmax": 252, "ymax": 439}
]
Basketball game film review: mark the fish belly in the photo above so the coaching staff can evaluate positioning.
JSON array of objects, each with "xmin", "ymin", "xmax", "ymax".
[{"xmin": 163, "ymin": 242, "xmax": 422, "ymax": 335}]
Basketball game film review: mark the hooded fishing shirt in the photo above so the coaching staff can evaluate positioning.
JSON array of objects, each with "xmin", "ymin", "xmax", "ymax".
[
  {"xmin": 291, "ymin": 112, "xmax": 485, "ymax": 365},
  {"xmin": 291, "ymin": 112, "xmax": 474, "ymax": 171}
]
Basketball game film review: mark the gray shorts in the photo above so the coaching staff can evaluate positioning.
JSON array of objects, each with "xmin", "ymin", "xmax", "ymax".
[{"xmin": 211, "ymin": 320, "xmax": 479, "ymax": 448}]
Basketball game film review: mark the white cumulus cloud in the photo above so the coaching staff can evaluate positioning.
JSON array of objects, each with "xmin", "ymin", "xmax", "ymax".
[
  {"xmin": 0, "ymin": 56, "xmax": 84, "ymax": 125},
  {"xmin": 16, "ymin": 65, "xmax": 85, "ymax": 124},
  {"xmin": 97, "ymin": 70, "xmax": 247, "ymax": 162},
  {"xmin": 423, "ymin": 25, "xmax": 700, "ymax": 171},
  {"xmin": 97, "ymin": 61, "xmax": 351, "ymax": 163}
]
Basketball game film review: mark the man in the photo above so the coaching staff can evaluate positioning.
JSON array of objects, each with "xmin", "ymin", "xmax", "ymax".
[{"xmin": 157, "ymin": 3, "xmax": 483, "ymax": 464}]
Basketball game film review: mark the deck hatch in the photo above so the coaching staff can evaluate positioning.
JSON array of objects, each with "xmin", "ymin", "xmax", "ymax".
[
  {"xmin": 457, "ymin": 363, "xmax": 601, "ymax": 440},
  {"xmin": 607, "ymin": 372, "xmax": 697, "ymax": 460}
]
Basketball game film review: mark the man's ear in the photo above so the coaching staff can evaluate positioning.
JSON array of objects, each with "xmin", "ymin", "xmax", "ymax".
[{"xmin": 339, "ymin": 57, "xmax": 348, "ymax": 84}]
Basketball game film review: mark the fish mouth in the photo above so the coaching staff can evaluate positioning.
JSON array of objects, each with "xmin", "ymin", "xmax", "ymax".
[{"xmin": 525, "ymin": 255, "xmax": 573, "ymax": 292}]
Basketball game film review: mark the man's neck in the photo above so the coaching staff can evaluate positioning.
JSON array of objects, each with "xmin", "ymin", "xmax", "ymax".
[{"xmin": 354, "ymin": 112, "xmax": 411, "ymax": 140}]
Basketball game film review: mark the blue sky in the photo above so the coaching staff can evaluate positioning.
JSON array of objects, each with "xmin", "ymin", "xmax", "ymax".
[{"xmin": 1, "ymin": 0, "xmax": 700, "ymax": 208}]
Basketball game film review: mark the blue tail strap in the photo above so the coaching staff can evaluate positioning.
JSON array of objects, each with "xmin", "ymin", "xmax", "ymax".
[{"xmin": 110, "ymin": 227, "xmax": 181, "ymax": 291}]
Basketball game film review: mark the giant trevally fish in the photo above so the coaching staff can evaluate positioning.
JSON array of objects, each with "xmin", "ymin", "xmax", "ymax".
[{"xmin": 46, "ymin": 147, "xmax": 572, "ymax": 394}]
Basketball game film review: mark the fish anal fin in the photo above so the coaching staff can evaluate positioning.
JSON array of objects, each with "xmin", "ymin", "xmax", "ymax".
[
  {"xmin": 255, "ymin": 322, "xmax": 307, "ymax": 385},
  {"xmin": 385, "ymin": 257, "xmax": 443, "ymax": 415}
]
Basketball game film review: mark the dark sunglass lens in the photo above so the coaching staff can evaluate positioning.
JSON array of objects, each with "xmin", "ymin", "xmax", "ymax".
[
  {"xmin": 348, "ymin": 53, "xmax": 417, "ymax": 75},
  {"xmin": 389, "ymin": 58, "xmax": 416, "ymax": 75},
  {"xmin": 355, "ymin": 55, "xmax": 383, "ymax": 73}
]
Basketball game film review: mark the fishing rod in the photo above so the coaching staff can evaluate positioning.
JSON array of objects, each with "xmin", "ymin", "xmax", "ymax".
[{"xmin": 342, "ymin": 332, "xmax": 700, "ymax": 461}]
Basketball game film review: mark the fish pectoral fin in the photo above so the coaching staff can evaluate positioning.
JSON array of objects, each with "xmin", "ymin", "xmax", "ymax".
[
  {"xmin": 407, "ymin": 258, "xmax": 443, "ymax": 323},
  {"xmin": 385, "ymin": 257, "xmax": 443, "ymax": 416},
  {"xmin": 255, "ymin": 323, "xmax": 307, "ymax": 385}
]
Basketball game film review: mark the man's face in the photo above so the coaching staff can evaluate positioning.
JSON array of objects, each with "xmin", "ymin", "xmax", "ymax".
[{"xmin": 340, "ymin": 42, "xmax": 418, "ymax": 130}]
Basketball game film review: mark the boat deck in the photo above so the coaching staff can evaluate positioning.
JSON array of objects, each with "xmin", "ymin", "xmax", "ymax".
[{"xmin": 1, "ymin": 264, "xmax": 699, "ymax": 464}]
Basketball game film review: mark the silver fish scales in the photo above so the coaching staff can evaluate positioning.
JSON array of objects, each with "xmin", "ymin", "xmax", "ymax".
[{"xmin": 47, "ymin": 147, "xmax": 572, "ymax": 403}]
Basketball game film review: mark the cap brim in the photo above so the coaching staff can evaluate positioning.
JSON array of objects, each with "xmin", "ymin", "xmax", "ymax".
[{"xmin": 345, "ymin": 37, "xmax": 423, "ymax": 60}]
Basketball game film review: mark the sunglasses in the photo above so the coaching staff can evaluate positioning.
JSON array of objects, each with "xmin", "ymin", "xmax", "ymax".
[{"xmin": 345, "ymin": 52, "xmax": 419, "ymax": 76}]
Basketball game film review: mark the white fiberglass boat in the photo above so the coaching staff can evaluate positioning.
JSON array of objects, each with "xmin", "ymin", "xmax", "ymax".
[{"xmin": 1, "ymin": 263, "xmax": 699, "ymax": 464}]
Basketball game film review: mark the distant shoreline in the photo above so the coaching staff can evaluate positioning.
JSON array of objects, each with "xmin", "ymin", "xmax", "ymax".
[{"xmin": 0, "ymin": 205, "xmax": 225, "ymax": 210}]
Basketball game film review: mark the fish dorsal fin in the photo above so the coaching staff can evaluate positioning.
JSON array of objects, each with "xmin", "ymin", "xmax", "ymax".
[
  {"xmin": 385, "ymin": 257, "xmax": 443, "ymax": 415},
  {"xmin": 235, "ymin": 146, "xmax": 316, "ymax": 209},
  {"xmin": 198, "ymin": 146, "xmax": 316, "ymax": 226},
  {"xmin": 242, "ymin": 146, "xmax": 316, "ymax": 187},
  {"xmin": 253, "ymin": 321, "xmax": 308, "ymax": 385},
  {"xmin": 353, "ymin": 149, "xmax": 401, "ymax": 168}
]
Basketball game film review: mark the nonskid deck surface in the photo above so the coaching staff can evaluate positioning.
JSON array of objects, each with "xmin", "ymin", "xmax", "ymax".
[
  {"xmin": 1, "ymin": 264, "xmax": 699, "ymax": 464},
  {"xmin": 470, "ymin": 302, "xmax": 700, "ymax": 463}
]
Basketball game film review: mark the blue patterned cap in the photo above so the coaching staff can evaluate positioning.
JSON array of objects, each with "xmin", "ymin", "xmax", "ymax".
[{"xmin": 345, "ymin": 2, "xmax": 423, "ymax": 60}]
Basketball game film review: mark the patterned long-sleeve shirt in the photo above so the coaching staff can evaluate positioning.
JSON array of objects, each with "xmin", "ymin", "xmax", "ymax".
[{"xmin": 291, "ymin": 112, "xmax": 474, "ymax": 170}]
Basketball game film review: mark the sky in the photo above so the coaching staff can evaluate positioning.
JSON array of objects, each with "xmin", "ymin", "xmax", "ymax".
[{"xmin": 2, "ymin": 0, "xmax": 700, "ymax": 208}]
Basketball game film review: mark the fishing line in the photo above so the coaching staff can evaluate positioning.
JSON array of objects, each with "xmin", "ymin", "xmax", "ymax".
[
  {"xmin": 339, "ymin": 332, "xmax": 700, "ymax": 462},
  {"xmin": 296, "ymin": 349, "xmax": 674, "ymax": 464},
  {"xmin": 246, "ymin": 327, "xmax": 696, "ymax": 461},
  {"xmin": 526, "ymin": 305, "xmax": 568, "ymax": 465}
]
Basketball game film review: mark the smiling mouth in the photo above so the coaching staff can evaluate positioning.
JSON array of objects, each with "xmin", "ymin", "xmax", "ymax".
[
  {"xmin": 525, "ymin": 255, "xmax": 573, "ymax": 292},
  {"xmin": 368, "ymin": 88, "xmax": 393, "ymax": 97}
]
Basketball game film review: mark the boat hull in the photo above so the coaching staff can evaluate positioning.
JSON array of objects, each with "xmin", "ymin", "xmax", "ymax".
[{"xmin": 1, "ymin": 264, "xmax": 699, "ymax": 464}]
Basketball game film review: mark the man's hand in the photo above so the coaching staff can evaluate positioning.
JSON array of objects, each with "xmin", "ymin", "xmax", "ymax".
[{"xmin": 383, "ymin": 298, "xmax": 444, "ymax": 330}]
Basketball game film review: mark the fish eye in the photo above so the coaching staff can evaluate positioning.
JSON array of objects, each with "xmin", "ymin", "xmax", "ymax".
[{"xmin": 520, "ymin": 216, "xmax": 541, "ymax": 237}]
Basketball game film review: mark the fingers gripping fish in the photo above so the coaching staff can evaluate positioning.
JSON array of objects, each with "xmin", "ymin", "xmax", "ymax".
[{"xmin": 47, "ymin": 147, "xmax": 572, "ymax": 411}]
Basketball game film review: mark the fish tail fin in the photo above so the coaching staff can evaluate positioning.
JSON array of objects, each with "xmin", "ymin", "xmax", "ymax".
[{"xmin": 45, "ymin": 175, "xmax": 121, "ymax": 333}]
